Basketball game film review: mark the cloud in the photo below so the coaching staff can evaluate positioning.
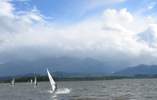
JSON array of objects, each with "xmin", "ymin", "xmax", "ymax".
[
  {"xmin": 103, "ymin": 8, "xmax": 134, "ymax": 34},
  {"xmin": 0, "ymin": 0, "xmax": 14, "ymax": 16},
  {"xmin": 138, "ymin": 24, "xmax": 157, "ymax": 47},
  {"xmin": 0, "ymin": 1, "xmax": 157, "ymax": 67}
]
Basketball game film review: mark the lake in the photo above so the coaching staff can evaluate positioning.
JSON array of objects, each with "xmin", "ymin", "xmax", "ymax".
[{"xmin": 0, "ymin": 79, "xmax": 157, "ymax": 100}]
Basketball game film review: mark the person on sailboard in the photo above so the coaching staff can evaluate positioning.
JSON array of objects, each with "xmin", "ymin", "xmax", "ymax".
[{"xmin": 54, "ymin": 83, "xmax": 57, "ymax": 92}]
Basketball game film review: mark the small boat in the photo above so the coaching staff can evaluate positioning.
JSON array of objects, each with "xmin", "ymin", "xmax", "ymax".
[{"xmin": 47, "ymin": 69, "xmax": 57, "ymax": 93}]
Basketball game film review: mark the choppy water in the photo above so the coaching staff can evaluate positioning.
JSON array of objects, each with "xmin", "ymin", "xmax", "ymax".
[{"xmin": 0, "ymin": 79, "xmax": 157, "ymax": 100}]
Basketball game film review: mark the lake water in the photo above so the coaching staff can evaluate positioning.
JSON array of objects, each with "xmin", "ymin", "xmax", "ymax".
[{"xmin": 0, "ymin": 79, "xmax": 157, "ymax": 100}]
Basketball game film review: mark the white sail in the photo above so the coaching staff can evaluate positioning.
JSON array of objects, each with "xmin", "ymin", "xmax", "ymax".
[
  {"xmin": 11, "ymin": 78, "xmax": 15, "ymax": 86},
  {"xmin": 30, "ymin": 79, "xmax": 33, "ymax": 84},
  {"xmin": 47, "ymin": 69, "xmax": 56, "ymax": 93},
  {"xmin": 34, "ymin": 76, "xmax": 37, "ymax": 86}
]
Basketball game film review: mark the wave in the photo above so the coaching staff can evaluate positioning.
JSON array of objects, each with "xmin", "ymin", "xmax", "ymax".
[
  {"xmin": 56, "ymin": 88, "xmax": 71, "ymax": 94},
  {"xmin": 47, "ymin": 88, "xmax": 71, "ymax": 94}
]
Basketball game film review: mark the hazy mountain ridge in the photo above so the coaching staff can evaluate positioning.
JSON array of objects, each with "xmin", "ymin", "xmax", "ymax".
[
  {"xmin": 0, "ymin": 57, "xmax": 113, "ymax": 77},
  {"xmin": 115, "ymin": 64, "xmax": 157, "ymax": 76},
  {"xmin": 1, "ymin": 56, "xmax": 157, "ymax": 77}
]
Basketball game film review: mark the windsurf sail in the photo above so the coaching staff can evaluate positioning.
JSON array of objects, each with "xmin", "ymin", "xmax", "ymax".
[
  {"xmin": 30, "ymin": 79, "xmax": 33, "ymax": 84},
  {"xmin": 11, "ymin": 78, "xmax": 15, "ymax": 86},
  {"xmin": 47, "ymin": 69, "xmax": 56, "ymax": 93},
  {"xmin": 34, "ymin": 76, "xmax": 37, "ymax": 86}
]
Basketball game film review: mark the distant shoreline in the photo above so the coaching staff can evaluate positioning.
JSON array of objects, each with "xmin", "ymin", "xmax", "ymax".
[{"xmin": 1, "ymin": 75, "xmax": 157, "ymax": 83}]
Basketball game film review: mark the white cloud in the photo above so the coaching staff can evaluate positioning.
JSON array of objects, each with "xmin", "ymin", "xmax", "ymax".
[
  {"xmin": 138, "ymin": 24, "xmax": 157, "ymax": 47},
  {"xmin": 16, "ymin": 6, "xmax": 44, "ymax": 23},
  {"xmin": 0, "ymin": 0, "xmax": 157, "ymax": 67},
  {"xmin": 103, "ymin": 8, "xmax": 134, "ymax": 34},
  {"xmin": 0, "ymin": 0, "xmax": 14, "ymax": 16}
]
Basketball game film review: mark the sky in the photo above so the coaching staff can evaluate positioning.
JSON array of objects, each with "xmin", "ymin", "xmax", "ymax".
[{"xmin": 1, "ymin": 0, "xmax": 157, "ymax": 68}]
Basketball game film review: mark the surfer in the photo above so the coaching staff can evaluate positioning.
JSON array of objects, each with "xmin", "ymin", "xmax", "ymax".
[{"xmin": 54, "ymin": 83, "xmax": 57, "ymax": 92}]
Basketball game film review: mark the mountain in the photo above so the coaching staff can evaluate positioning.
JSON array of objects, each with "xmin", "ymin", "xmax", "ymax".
[
  {"xmin": 0, "ymin": 57, "xmax": 113, "ymax": 77},
  {"xmin": 115, "ymin": 64, "xmax": 157, "ymax": 76}
]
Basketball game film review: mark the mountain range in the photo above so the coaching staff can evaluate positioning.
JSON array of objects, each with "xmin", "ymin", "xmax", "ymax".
[
  {"xmin": 1, "ymin": 57, "xmax": 157, "ymax": 77},
  {"xmin": 0, "ymin": 57, "xmax": 114, "ymax": 77},
  {"xmin": 114, "ymin": 64, "xmax": 157, "ymax": 76}
]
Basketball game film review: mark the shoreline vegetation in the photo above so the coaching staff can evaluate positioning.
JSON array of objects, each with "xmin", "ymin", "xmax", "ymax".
[{"xmin": 1, "ymin": 74, "xmax": 157, "ymax": 83}]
